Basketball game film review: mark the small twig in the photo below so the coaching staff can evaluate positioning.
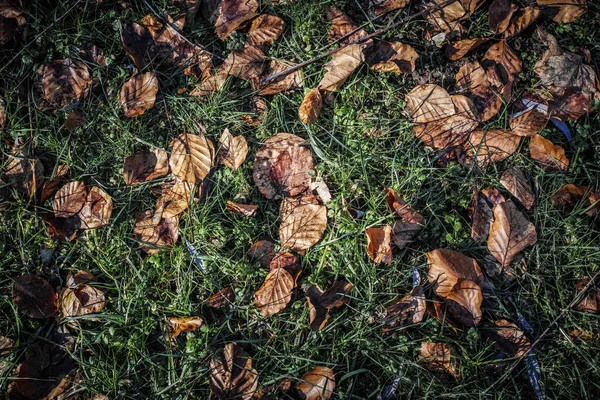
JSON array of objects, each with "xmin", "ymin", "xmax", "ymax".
[{"xmin": 262, "ymin": 0, "xmax": 455, "ymax": 84}]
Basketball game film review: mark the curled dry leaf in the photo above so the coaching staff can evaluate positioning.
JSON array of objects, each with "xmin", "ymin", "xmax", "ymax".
[
  {"xmin": 306, "ymin": 279, "xmax": 352, "ymax": 331},
  {"xmin": 257, "ymin": 59, "xmax": 303, "ymax": 95},
  {"xmin": 248, "ymin": 240, "xmax": 276, "ymax": 269},
  {"xmin": 509, "ymin": 93, "xmax": 549, "ymax": 137},
  {"xmin": 53, "ymin": 181, "xmax": 87, "ymax": 218},
  {"xmin": 209, "ymin": 343, "xmax": 258, "ymax": 400},
  {"xmin": 483, "ymin": 319, "xmax": 531, "ymax": 357},
  {"xmin": 78, "ymin": 186, "xmax": 113, "ymax": 230},
  {"xmin": 419, "ymin": 342, "xmax": 460, "ymax": 380},
  {"xmin": 445, "ymin": 38, "xmax": 488, "ymax": 61},
  {"xmin": 167, "ymin": 316, "xmax": 203, "ymax": 338},
  {"xmin": 254, "ymin": 266, "xmax": 296, "ymax": 317},
  {"xmin": 118, "ymin": 72, "xmax": 159, "ymax": 118},
  {"xmin": 365, "ymin": 40, "xmax": 419, "ymax": 73},
  {"xmin": 469, "ymin": 189, "xmax": 493, "ymax": 243},
  {"xmin": 385, "ymin": 188, "xmax": 424, "ymax": 249},
  {"xmin": 488, "ymin": 199, "xmax": 537, "ymax": 267},
  {"xmin": 445, "ymin": 279, "xmax": 482, "ymax": 327},
  {"xmin": 383, "ymin": 285, "xmax": 426, "ymax": 334},
  {"xmin": 299, "ymin": 88, "xmax": 323, "ymax": 124},
  {"xmin": 489, "ymin": 0, "xmax": 518, "ymax": 34},
  {"xmin": 536, "ymin": 0, "xmax": 586, "ymax": 23},
  {"xmin": 169, "ymin": 132, "xmax": 214, "ymax": 184},
  {"xmin": 59, "ymin": 271, "xmax": 105, "ymax": 318},
  {"xmin": 426, "ymin": 249, "xmax": 483, "ymax": 297},
  {"xmin": 123, "ymin": 148, "xmax": 170, "ymax": 185},
  {"xmin": 279, "ymin": 194, "xmax": 327, "ymax": 252},
  {"xmin": 218, "ymin": 129, "xmax": 248, "ymax": 171},
  {"xmin": 502, "ymin": 6, "xmax": 541, "ymax": 39},
  {"xmin": 318, "ymin": 43, "xmax": 366, "ymax": 92},
  {"xmin": 372, "ymin": 0, "xmax": 410, "ymax": 16},
  {"xmin": 462, "ymin": 129, "xmax": 521, "ymax": 166},
  {"xmin": 456, "ymin": 61, "xmax": 502, "ymax": 122},
  {"xmin": 37, "ymin": 59, "xmax": 91, "ymax": 109},
  {"xmin": 226, "ymin": 201, "xmax": 258, "ymax": 217},
  {"xmin": 297, "ymin": 366, "xmax": 335, "ymax": 400},
  {"xmin": 247, "ymin": 14, "xmax": 285, "ymax": 46},
  {"xmin": 13, "ymin": 274, "xmax": 58, "ymax": 319},
  {"xmin": 133, "ymin": 206, "xmax": 179, "ymax": 254},
  {"xmin": 207, "ymin": 286, "xmax": 235, "ymax": 308},
  {"xmin": 215, "ymin": 0, "xmax": 258, "ymax": 40},
  {"xmin": 270, "ymin": 146, "xmax": 314, "ymax": 197},
  {"xmin": 529, "ymin": 134, "xmax": 569, "ymax": 171},
  {"xmin": 500, "ymin": 167, "xmax": 534, "ymax": 210},
  {"xmin": 365, "ymin": 226, "xmax": 393, "ymax": 264},
  {"xmin": 326, "ymin": 6, "xmax": 367, "ymax": 44},
  {"xmin": 221, "ymin": 45, "xmax": 266, "ymax": 80}
]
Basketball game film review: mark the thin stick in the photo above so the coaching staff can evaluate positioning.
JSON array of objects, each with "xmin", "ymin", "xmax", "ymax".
[{"xmin": 262, "ymin": 0, "xmax": 455, "ymax": 84}]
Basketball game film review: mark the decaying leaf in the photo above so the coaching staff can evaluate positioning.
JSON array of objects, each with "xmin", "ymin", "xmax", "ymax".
[
  {"xmin": 279, "ymin": 194, "xmax": 327, "ymax": 252},
  {"xmin": 221, "ymin": 45, "xmax": 266, "ymax": 80},
  {"xmin": 270, "ymin": 146, "xmax": 314, "ymax": 197},
  {"xmin": 226, "ymin": 201, "xmax": 258, "ymax": 217},
  {"xmin": 426, "ymin": 249, "xmax": 483, "ymax": 297},
  {"xmin": 481, "ymin": 41, "xmax": 522, "ymax": 104},
  {"xmin": 385, "ymin": 188, "xmax": 424, "ymax": 249},
  {"xmin": 118, "ymin": 72, "xmax": 159, "ymax": 118},
  {"xmin": 573, "ymin": 278, "xmax": 600, "ymax": 313},
  {"xmin": 169, "ymin": 132, "xmax": 214, "ymax": 184},
  {"xmin": 218, "ymin": 129, "xmax": 248, "ymax": 171},
  {"xmin": 419, "ymin": 342, "xmax": 460, "ymax": 380},
  {"xmin": 383, "ymin": 285, "xmax": 426, "ymax": 333},
  {"xmin": 500, "ymin": 167, "xmax": 534, "ymax": 210},
  {"xmin": 207, "ymin": 286, "xmax": 236, "ymax": 308},
  {"xmin": 37, "ymin": 59, "xmax": 91, "ymax": 109},
  {"xmin": 167, "ymin": 316, "xmax": 203, "ymax": 338},
  {"xmin": 209, "ymin": 343, "xmax": 258, "ymax": 400},
  {"xmin": 318, "ymin": 43, "xmax": 366, "ymax": 92},
  {"xmin": 469, "ymin": 189, "xmax": 492, "ymax": 243},
  {"xmin": 59, "ymin": 271, "xmax": 105, "ymax": 318},
  {"xmin": 257, "ymin": 59, "xmax": 303, "ymax": 95},
  {"xmin": 445, "ymin": 38, "xmax": 488, "ymax": 61},
  {"xmin": 254, "ymin": 266, "xmax": 296, "ymax": 317},
  {"xmin": 13, "ymin": 274, "xmax": 58, "ymax": 319},
  {"xmin": 78, "ymin": 186, "xmax": 113, "ymax": 229},
  {"xmin": 297, "ymin": 366, "xmax": 335, "ymax": 400},
  {"xmin": 53, "ymin": 181, "xmax": 87, "ymax": 218},
  {"xmin": 366, "ymin": 226, "xmax": 393, "ymax": 264},
  {"xmin": 445, "ymin": 279, "xmax": 482, "ymax": 327},
  {"xmin": 215, "ymin": 0, "xmax": 258, "ymax": 40},
  {"xmin": 509, "ymin": 93, "xmax": 549, "ymax": 137},
  {"xmin": 326, "ymin": 6, "xmax": 367, "ymax": 44},
  {"xmin": 306, "ymin": 279, "xmax": 352, "ymax": 331},
  {"xmin": 133, "ymin": 206, "xmax": 180, "ymax": 254},
  {"xmin": 247, "ymin": 14, "xmax": 285, "ymax": 46},
  {"xmin": 487, "ymin": 199, "xmax": 537, "ymax": 267},
  {"xmin": 529, "ymin": 134, "xmax": 569, "ymax": 171},
  {"xmin": 248, "ymin": 240, "xmax": 276, "ymax": 269},
  {"xmin": 536, "ymin": 0, "xmax": 586, "ymax": 23},
  {"xmin": 483, "ymin": 319, "xmax": 531, "ymax": 357},
  {"xmin": 299, "ymin": 88, "xmax": 323, "ymax": 124},
  {"xmin": 462, "ymin": 129, "xmax": 521, "ymax": 166},
  {"xmin": 124, "ymin": 149, "xmax": 170, "ymax": 185},
  {"xmin": 365, "ymin": 40, "xmax": 419, "ymax": 73}
]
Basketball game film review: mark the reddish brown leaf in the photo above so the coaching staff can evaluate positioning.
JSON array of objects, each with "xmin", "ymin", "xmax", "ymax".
[
  {"xmin": 426, "ymin": 249, "xmax": 483, "ymax": 297},
  {"xmin": 133, "ymin": 206, "xmax": 179, "ymax": 254},
  {"xmin": 248, "ymin": 240, "xmax": 275, "ymax": 269},
  {"xmin": 455, "ymin": 61, "xmax": 503, "ymax": 122},
  {"xmin": 529, "ymin": 134, "xmax": 569, "ymax": 171},
  {"xmin": 483, "ymin": 319, "xmax": 531, "ymax": 357},
  {"xmin": 206, "ymin": 286, "xmax": 235, "ymax": 309},
  {"xmin": 385, "ymin": 188, "xmax": 424, "ymax": 249},
  {"xmin": 509, "ymin": 92, "xmax": 549, "ymax": 137},
  {"xmin": 461, "ymin": 129, "xmax": 521, "ymax": 166},
  {"xmin": 39, "ymin": 164, "xmax": 69, "ymax": 204},
  {"xmin": 124, "ymin": 149, "xmax": 170, "ymax": 185},
  {"xmin": 37, "ymin": 59, "xmax": 91, "ymax": 110},
  {"xmin": 257, "ymin": 59, "xmax": 303, "ymax": 95},
  {"xmin": 366, "ymin": 226, "xmax": 393, "ymax": 264},
  {"xmin": 383, "ymin": 286, "xmax": 426, "ymax": 333},
  {"xmin": 226, "ymin": 201, "xmax": 258, "ymax": 217},
  {"xmin": 372, "ymin": 0, "xmax": 410, "ymax": 16},
  {"xmin": 209, "ymin": 343, "xmax": 258, "ymax": 400},
  {"xmin": 502, "ymin": 6, "xmax": 541, "ymax": 39},
  {"xmin": 254, "ymin": 266, "xmax": 295, "ymax": 317},
  {"xmin": 299, "ymin": 88, "xmax": 323, "ymax": 124},
  {"xmin": 537, "ymin": 0, "xmax": 586, "ymax": 23},
  {"xmin": 13, "ymin": 275, "xmax": 58, "ymax": 319},
  {"xmin": 167, "ymin": 316, "xmax": 203, "ymax": 338},
  {"xmin": 326, "ymin": 6, "xmax": 367, "ymax": 44},
  {"xmin": 366, "ymin": 40, "xmax": 419, "ymax": 72},
  {"xmin": 215, "ymin": 0, "xmax": 258, "ymax": 40},
  {"xmin": 489, "ymin": 0, "xmax": 518, "ymax": 33},
  {"xmin": 469, "ymin": 189, "xmax": 493, "ymax": 243},
  {"xmin": 59, "ymin": 271, "xmax": 105, "ymax": 318},
  {"xmin": 221, "ymin": 45, "xmax": 266, "ymax": 80},
  {"xmin": 550, "ymin": 184, "xmax": 588, "ymax": 209},
  {"xmin": 270, "ymin": 146, "xmax": 314, "ymax": 198},
  {"xmin": 445, "ymin": 38, "xmax": 488, "ymax": 60},
  {"xmin": 419, "ymin": 342, "xmax": 460, "ymax": 380},
  {"xmin": 306, "ymin": 279, "xmax": 352, "ymax": 331},
  {"xmin": 445, "ymin": 279, "xmax": 482, "ymax": 327}
]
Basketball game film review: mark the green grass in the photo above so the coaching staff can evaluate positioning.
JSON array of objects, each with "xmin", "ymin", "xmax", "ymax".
[{"xmin": 1, "ymin": 0, "xmax": 600, "ymax": 398}]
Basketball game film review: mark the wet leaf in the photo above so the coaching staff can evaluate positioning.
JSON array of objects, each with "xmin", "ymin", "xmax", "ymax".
[
  {"xmin": 500, "ymin": 167, "xmax": 534, "ymax": 210},
  {"xmin": 383, "ymin": 286, "xmax": 426, "ymax": 333},
  {"xmin": 53, "ymin": 181, "xmax": 87, "ymax": 218},
  {"xmin": 462, "ymin": 129, "xmax": 521, "ymax": 166},
  {"xmin": 209, "ymin": 343, "xmax": 259, "ymax": 400},
  {"xmin": 488, "ymin": 199, "xmax": 537, "ymax": 267},
  {"xmin": 326, "ymin": 6, "xmax": 367, "ymax": 44},
  {"xmin": 489, "ymin": 0, "xmax": 518, "ymax": 34},
  {"xmin": 37, "ymin": 59, "xmax": 91, "ymax": 109},
  {"xmin": 270, "ymin": 146, "xmax": 314, "ymax": 197},
  {"xmin": 445, "ymin": 38, "xmax": 488, "ymax": 61},
  {"xmin": 366, "ymin": 40, "xmax": 419, "ymax": 73},
  {"xmin": 13, "ymin": 274, "xmax": 58, "ymax": 319},
  {"xmin": 297, "ymin": 366, "xmax": 335, "ymax": 400},
  {"xmin": 226, "ymin": 201, "xmax": 258, "ymax": 217},
  {"xmin": 118, "ymin": 72, "xmax": 159, "ymax": 118},
  {"xmin": 426, "ymin": 249, "xmax": 483, "ymax": 297},
  {"xmin": 167, "ymin": 316, "xmax": 203, "ymax": 338},
  {"xmin": 536, "ymin": 0, "xmax": 586, "ymax": 23},
  {"xmin": 218, "ymin": 129, "xmax": 248, "ymax": 171},
  {"xmin": 247, "ymin": 14, "xmax": 285, "ymax": 46},
  {"xmin": 279, "ymin": 194, "xmax": 327, "ymax": 252},
  {"xmin": 299, "ymin": 88, "xmax": 323, "ymax": 124},
  {"xmin": 254, "ymin": 266, "xmax": 295, "ymax": 316},
  {"xmin": 318, "ymin": 43, "xmax": 366, "ymax": 92},
  {"xmin": 445, "ymin": 279, "xmax": 482, "ymax": 327},
  {"xmin": 133, "ymin": 206, "xmax": 179, "ymax": 254},
  {"xmin": 483, "ymin": 319, "xmax": 531, "ymax": 357},
  {"xmin": 306, "ymin": 279, "xmax": 352, "ymax": 331},
  {"xmin": 215, "ymin": 0, "xmax": 258, "ymax": 40},
  {"xmin": 529, "ymin": 134, "xmax": 569, "ymax": 171},
  {"xmin": 419, "ymin": 342, "xmax": 460, "ymax": 380},
  {"xmin": 123, "ymin": 149, "xmax": 170, "ymax": 185},
  {"xmin": 221, "ymin": 45, "xmax": 266, "ymax": 80},
  {"xmin": 207, "ymin": 286, "xmax": 235, "ymax": 308},
  {"xmin": 78, "ymin": 186, "xmax": 113, "ymax": 230},
  {"xmin": 169, "ymin": 132, "xmax": 214, "ymax": 184},
  {"xmin": 257, "ymin": 59, "xmax": 303, "ymax": 95},
  {"xmin": 59, "ymin": 271, "xmax": 105, "ymax": 318},
  {"xmin": 366, "ymin": 226, "xmax": 393, "ymax": 264}
]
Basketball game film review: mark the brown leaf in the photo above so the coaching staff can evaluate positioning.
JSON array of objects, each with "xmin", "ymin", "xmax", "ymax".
[
  {"xmin": 385, "ymin": 188, "xmax": 424, "ymax": 249},
  {"xmin": 59, "ymin": 271, "xmax": 105, "ymax": 318},
  {"xmin": 481, "ymin": 40, "xmax": 522, "ymax": 98},
  {"xmin": 254, "ymin": 266, "xmax": 296, "ymax": 316},
  {"xmin": 270, "ymin": 146, "xmax": 314, "ymax": 197},
  {"xmin": 483, "ymin": 319, "xmax": 531, "ymax": 357},
  {"xmin": 167, "ymin": 316, "xmax": 203, "ymax": 338},
  {"xmin": 419, "ymin": 342, "xmax": 460, "ymax": 380},
  {"xmin": 366, "ymin": 226, "xmax": 393, "ymax": 264},
  {"xmin": 502, "ymin": 6, "xmax": 541, "ymax": 39},
  {"xmin": 306, "ymin": 279, "xmax": 352, "ymax": 331},
  {"xmin": 247, "ymin": 14, "xmax": 285, "ymax": 46},
  {"xmin": 209, "ymin": 343, "xmax": 258, "ymax": 400},
  {"xmin": 500, "ymin": 167, "xmax": 534, "ymax": 210},
  {"xmin": 253, "ymin": 133, "xmax": 306, "ymax": 199},
  {"xmin": 462, "ymin": 129, "xmax": 521, "ymax": 166},
  {"xmin": 118, "ymin": 72, "xmax": 159, "ymax": 118},
  {"xmin": 426, "ymin": 249, "xmax": 483, "ymax": 297},
  {"xmin": 124, "ymin": 149, "xmax": 170, "ymax": 185},
  {"xmin": 218, "ymin": 129, "xmax": 248, "ymax": 171},
  {"xmin": 405, "ymin": 84, "xmax": 455, "ymax": 124},
  {"xmin": 366, "ymin": 40, "xmax": 419, "ymax": 73},
  {"xmin": 536, "ymin": 0, "xmax": 586, "ymax": 23},
  {"xmin": 37, "ymin": 59, "xmax": 91, "ymax": 109},
  {"xmin": 489, "ymin": 0, "xmax": 518, "ymax": 34},
  {"xmin": 241, "ymin": 96, "xmax": 268, "ymax": 126},
  {"xmin": 4, "ymin": 147, "xmax": 45, "ymax": 199},
  {"xmin": 207, "ymin": 286, "xmax": 235, "ymax": 308},
  {"xmin": 509, "ymin": 92, "xmax": 549, "ymax": 137},
  {"xmin": 41, "ymin": 213, "xmax": 81, "ymax": 241},
  {"xmin": 279, "ymin": 194, "xmax": 327, "ymax": 252},
  {"xmin": 326, "ymin": 6, "xmax": 367, "ymax": 44},
  {"xmin": 189, "ymin": 69, "xmax": 229, "ymax": 97},
  {"xmin": 445, "ymin": 279, "xmax": 482, "ymax": 327},
  {"xmin": 13, "ymin": 274, "xmax": 58, "ymax": 319},
  {"xmin": 53, "ymin": 181, "xmax": 87, "ymax": 218},
  {"xmin": 257, "ymin": 59, "xmax": 303, "ymax": 95},
  {"xmin": 488, "ymin": 199, "xmax": 537, "ymax": 267},
  {"xmin": 299, "ymin": 88, "xmax": 323, "ymax": 124},
  {"xmin": 372, "ymin": 0, "xmax": 410, "ymax": 16},
  {"xmin": 269, "ymin": 253, "xmax": 302, "ymax": 279},
  {"xmin": 297, "ymin": 366, "xmax": 335, "ymax": 400},
  {"xmin": 482, "ymin": 187, "xmax": 506, "ymax": 205},
  {"xmin": 221, "ymin": 45, "xmax": 266, "ymax": 80},
  {"xmin": 318, "ymin": 43, "xmax": 366, "ymax": 92},
  {"xmin": 445, "ymin": 38, "xmax": 488, "ymax": 61},
  {"xmin": 133, "ymin": 206, "xmax": 179, "ymax": 254},
  {"xmin": 573, "ymin": 278, "xmax": 599, "ymax": 313},
  {"xmin": 169, "ymin": 132, "xmax": 214, "ymax": 184},
  {"xmin": 158, "ymin": 179, "xmax": 194, "ymax": 218},
  {"xmin": 550, "ymin": 184, "xmax": 588, "ymax": 209},
  {"xmin": 426, "ymin": 299, "xmax": 464, "ymax": 328},
  {"xmin": 215, "ymin": 0, "xmax": 258, "ymax": 40},
  {"xmin": 383, "ymin": 285, "xmax": 426, "ymax": 334},
  {"xmin": 248, "ymin": 240, "xmax": 275, "ymax": 269},
  {"xmin": 78, "ymin": 186, "xmax": 113, "ymax": 230},
  {"xmin": 469, "ymin": 189, "xmax": 493, "ymax": 243},
  {"xmin": 549, "ymin": 90, "xmax": 590, "ymax": 121},
  {"xmin": 64, "ymin": 111, "xmax": 83, "ymax": 130},
  {"xmin": 226, "ymin": 201, "xmax": 258, "ymax": 217},
  {"xmin": 529, "ymin": 134, "xmax": 569, "ymax": 171},
  {"xmin": 424, "ymin": 0, "xmax": 468, "ymax": 32},
  {"xmin": 39, "ymin": 164, "xmax": 69, "ymax": 204},
  {"xmin": 455, "ymin": 61, "xmax": 503, "ymax": 122}
]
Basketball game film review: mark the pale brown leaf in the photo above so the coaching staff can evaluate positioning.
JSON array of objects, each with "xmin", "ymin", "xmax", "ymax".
[
  {"xmin": 445, "ymin": 38, "xmax": 488, "ymax": 61},
  {"xmin": 279, "ymin": 194, "xmax": 327, "ymax": 252},
  {"xmin": 509, "ymin": 93, "xmax": 549, "ymax": 137},
  {"xmin": 158, "ymin": 179, "xmax": 194, "ymax": 218},
  {"xmin": 247, "ymin": 14, "xmax": 285, "ymax": 46},
  {"xmin": 118, "ymin": 72, "xmax": 159, "ymax": 118},
  {"xmin": 455, "ymin": 61, "xmax": 503, "ymax": 122},
  {"xmin": 537, "ymin": 0, "xmax": 586, "ymax": 23},
  {"xmin": 78, "ymin": 186, "xmax": 113, "ymax": 229},
  {"xmin": 221, "ymin": 45, "xmax": 266, "ymax": 80},
  {"xmin": 502, "ymin": 6, "xmax": 541, "ymax": 39},
  {"xmin": 366, "ymin": 40, "xmax": 419, "ymax": 73},
  {"xmin": 529, "ymin": 134, "xmax": 569, "ymax": 171},
  {"xmin": 318, "ymin": 43, "xmax": 365, "ymax": 92},
  {"xmin": 371, "ymin": 0, "xmax": 410, "ymax": 16},
  {"xmin": 59, "ymin": 271, "xmax": 105, "ymax": 318},
  {"xmin": 169, "ymin": 132, "xmax": 214, "ymax": 184},
  {"xmin": 500, "ymin": 167, "xmax": 534, "ymax": 210},
  {"xmin": 4, "ymin": 148, "xmax": 44, "ymax": 199},
  {"xmin": 424, "ymin": 0, "xmax": 468, "ymax": 32},
  {"xmin": 123, "ymin": 149, "xmax": 170, "ymax": 185},
  {"xmin": 226, "ymin": 201, "xmax": 258, "ymax": 217},
  {"xmin": 254, "ymin": 266, "xmax": 295, "ymax": 316},
  {"xmin": 426, "ymin": 249, "xmax": 483, "ymax": 297},
  {"xmin": 133, "ymin": 206, "xmax": 179, "ymax": 254},
  {"xmin": 297, "ymin": 366, "xmax": 335, "ymax": 400},
  {"xmin": 326, "ymin": 6, "xmax": 367, "ymax": 44},
  {"xmin": 218, "ymin": 128, "xmax": 248, "ymax": 170},
  {"xmin": 419, "ymin": 342, "xmax": 460, "ymax": 380},
  {"xmin": 405, "ymin": 84, "xmax": 455, "ymax": 124},
  {"xmin": 257, "ymin": 59, "xmax": 303, "ymax": 95},
  {"xmin": 365, "ymin": 226, "xmax": 393, "ymax": 264},
  {"xmin": 445, "ymin": 279, "xmax": 482, "ymax": 327},
  {"xmin": 462, "ymin": 129, "xmax": 521, "ymax": 166},
  {"xmin": 167, "ymin": 316, "xmax": 203, "ymax": 338}
]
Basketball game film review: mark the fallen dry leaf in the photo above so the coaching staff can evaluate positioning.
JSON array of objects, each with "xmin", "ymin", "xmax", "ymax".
[
  {"xmin": 158, "ymin": 179, "xmax": 194, "ymax": 218},
  {"xmin": 424, "ymin": 0, "xmax": 468, "ymax": 32},
  {"xmin": 306, "ymin": 279, "xmax": 352, "ymax": 331},
  {"xmin": 270, "ymin": 146, "xmax": 314, "ymax": 197},
  {"xmin": 383, "ymin": 286, "xmax": 426, "ymax": 334},
  {"xmin": 502, "ymin": 6, "xmax": 541, "ymax": 39},
  {"xmin": 445, "ymin": 38, "xmax": 488, "ymax": 61},
  {"xmin": 254, "ymin": 266, "xmax": 295, "ymax": 317},
  {"xmin": 549, "ymin": 90, "xmax": 590, "ymax": 121},
  {"xmin": 488, "ymin": 199, "xmax": 537, "ymax": 267},
  {"xmin": 248, "ymin": 240, "xmax": 276, "ymax": 269},
  {"xmin": 279, "ymin": 194, "xmax": 327, "ymax": 252},
  {"xmin": 500, "ymin": 167, "xmax": 534, "ymax": 210},
  {"xmin": 385, "ymin": 188, "xmax": 424, "ymax": 249},
  {"xmin": 482, "ymin": 187, "xmax": 506, "ymax": 205},
  {"xmin": 167, "ymin": 316, "xmax": 203, "ymax": 338},
  {"xmin": 419, "ymin": 341, "xmax": 460, "ymax": 380},
  {"xmin": 406, "ymin": 84, "xmax": 455, "ymax": 124},
  {"xmin": 226, "ymin": 201, "xmax": 258, "ymax": 217},
  {"xmin": 297, "ymin": 366, "xmax": 335, "ymax": 400},
  {"xmin": 53, "ymin": 181, "xmax": 87, "ymax": 218},
  {"xmin": 366, "ymin": 226, "xmax": 393, "ymax": 264},
  {"xmin": 318, "ymin": 43, "xmax": 366, "ymax": 92},
  {"xmin": 573, "ymin": 278, "xmax": 600, "ymax": 313},
  {"xmin": 445, "ymin": 279, "xmax": 482, "ymax": 327},
  {"xmin": 489, "ymin": 0, "xmax": 518, "ymax": 33},
  {"xmin": 189, "ymin": 69, "xmax": 229, "ymax": 97},
  {"xmin": 221, "ymin": 45, "xmax": 266, "ymax": 80},
  {"xmin": 311, "ymin": 180, "xmax": 332, "ymax": 203},
  {"xmin": 509, "ymin": 92, "xmax": 549, "ymax": 137},
  {"xmin": 78, "ymin": 186, "xmax": 113, "ymax": 229},
  {"xmin": 257, "ymin": 59, "xmax": 303, "ymax": 95},
  {"xmin": 169, "ymin": 132, "xmax": 214, "ymax": 184},
  {"xmin": 550, "ymin": 184, "xmax": 588, "ymax": 209},
  {"xmin": 207, "ymin": 286, "xmax": 235, "ymax": 308},
  {"xmin": 13, "ymin": 274, "xmax": 58, "ymax": 319},
  {"xmin": 481, "ymin": 41, "xmax": 521, "ymax": 102},
  {"xmin": 299, "ymin": 88, "xmax": 323, "ymax": 124},
  {"xmin": 133, "ymin": 206, "xmax": 179, "ymax": 254},
  {"xmin": 215, "ymin": 0, "xmax": 258, "ymax": 40},
  {"xmin": 59, "ymin": 271, "xmax": 105, "ymax": 318},
  {"xmin": 326, "ymin": 6, "xmax": 367, "ymax": 44},
  {"xmin": 218, "ymin": 128, "xmax": 248, "ymax": 171},
  {"xmin": 42, "ymin": 213, "xmax": 82, "ymax": 241},
  {"xmin": 536, "ymin": 0, "xmax": 586, "ymax": 23},
  {"xmin": 4, "ymin": 147, "xmax": 44, "ymax": 199},
  {"xmin": 247, "ymin": 14, "xmax": 285, "ymax": 46},
  {"xmin": 455, "ymin": 61, "xmax": 503, "ymax": 122},
  {"xmin": 123, "ymin": 148, "xmax": 170, "ymax": 185},
  {"xmin": 37, "ymin": 59, "xmax": 91, "ymax": 109},
  {"xmin": 39, "ymin": 164, "xmax": 70, "ymax": 205},
  {"xmin": 483, "ymin": 319, "xmax": 531, "ymax": 357},
  {"xmin": 469, "ymin": 189, "xmax": 493, "ymax": 243},
  {"xmin": 462, "ymin": 129, "xmax": 521, "ymax": 166},
  {"xmin": 426, "ymin": 249, "xmax": 483, "ymax": 297},
  {"xmin": 209, "ymin": 343, "xmax": 258, "ymax": 400},
  {"xmin": 241, "ymin": 96, "xmax": 268, "ymax": 126},
  {"xmin": 529, "ymin": 134, "xmax": 569, "ymax": 171},
  {"xmin": 0, "ymin": 2, "xmax": 25, "ymax": 45},
  {"xmin": 64, "ymin": 111, "xmax": 83, "ymax": 131},
  {"xmin": 366, "ymin": 40, "xmax": 419, "ymax": 73},
  {"xmin": 372, "ymin": 0, "xmax": 410, "ymax": 15},
  {"xmin": 118, "ymin": 72, "xmax": 159, "ymax": 118}
]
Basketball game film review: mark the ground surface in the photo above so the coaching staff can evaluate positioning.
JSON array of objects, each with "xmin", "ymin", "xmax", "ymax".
[{"xmin": 1, "ymin": 0, "xmax": 600, "ymax": 399}]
